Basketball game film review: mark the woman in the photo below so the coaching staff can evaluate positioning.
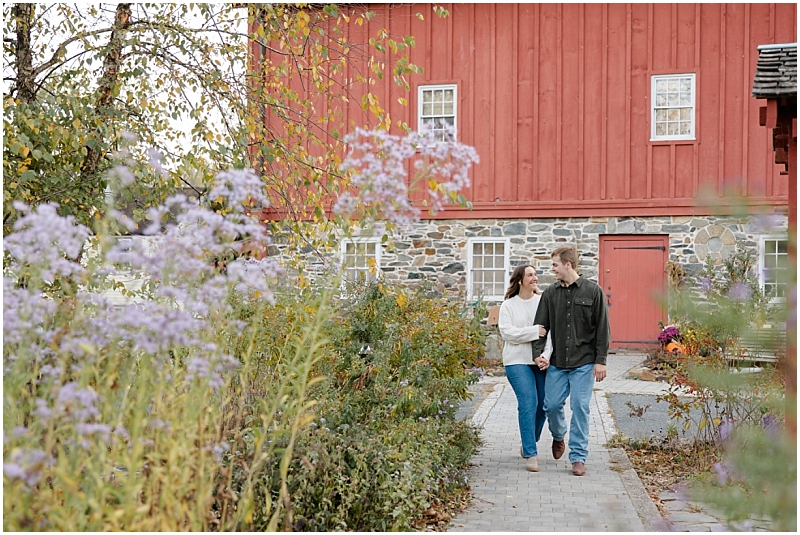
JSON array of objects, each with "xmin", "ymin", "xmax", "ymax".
[{"xmin": 498, "ymin": 264, "xmax": 553, "ymax": 472}]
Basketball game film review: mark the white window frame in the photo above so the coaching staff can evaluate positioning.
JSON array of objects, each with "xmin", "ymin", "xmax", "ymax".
[
  {"xmin": 112, "ymin": 235, "xmax": 158, "ymax": 272},
  {"xmin": 417, "ymin": 84, "xmax": 458, "ymax": 141},
  {"xmin": 340, "ymin": 237, "xmax": 382, "ymax": 284},
  {"xmin": 466, "ymin": 237, "xmax": 510, "ymax": 302},
  {"xmin": 759, "ymin": 235, "xmax": 788, "ymax": 303},
  {"xmin": 650, "ymin": 73, "xmax": 696, "ymax": 141}
]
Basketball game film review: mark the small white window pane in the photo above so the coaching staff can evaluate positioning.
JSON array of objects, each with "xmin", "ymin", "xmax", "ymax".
[
  {"xmin": 656, "ymin": 94, "xmax": 667, "ymax": 107},
  {"xmin": 680, "ymin": 92, "xmax": 691, "ymax": 106},
  {"xmin": 668, "ymin": 93, "xmax": 679, "ymax": 106},
  {"xmin": 423, "ymin": 91, "xmax": 432, "ymax": 103},
  {"xmin": 473, "ymin": 242, "xmax": 483, "ymax": 255},
  {"xmin": 656, "ymin": 123, "xmax": 666, "ymax": 136},
  {"xmin": 668, "ymin": 79, "xmax": 679, "ymax": 92},
  {"xmin": 433, "ymin": 102, "xmax": 442, "ymax": 115},
  {"xmin": 657, "ymin": 79, "xmax": 667, "ymax": 92},
  {"xmin": 680, "ymin": 122, "xmax": 691, "ymax": 135},
  {"xmin": 681, "ymin": 78, "xmax": 692, "ymax": 91},
  {"xmin": 680, "ymin": 108, "xmax": 691, "ymax": 121},
  {"xmin": 422, "ymin": 103, "xmax": 432, "ymax": 115},
  {"xmin": 668, "ymin": 123, "xmax": 679, "ymax": 135},
  {"xmin": 777, "ymin": 240, "xmax": 787, "ymax": 254},
  {"xmin": 444, "ymin": 102, "xmax": 454, "ymax": 114}
]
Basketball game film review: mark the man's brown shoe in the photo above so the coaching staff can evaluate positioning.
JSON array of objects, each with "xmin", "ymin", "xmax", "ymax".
[
  {"xmin": 552, "ymin": 439, "xmax": 565, "ymax": 460},
  {"xmin": 572, "ymin": 462, "xmax": 586, "ymax": 476}
]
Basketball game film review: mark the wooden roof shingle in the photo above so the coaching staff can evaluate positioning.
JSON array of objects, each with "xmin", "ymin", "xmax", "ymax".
[{"xmin": 752, "ymin": 43, "xmax": 797, "ymax": 98}]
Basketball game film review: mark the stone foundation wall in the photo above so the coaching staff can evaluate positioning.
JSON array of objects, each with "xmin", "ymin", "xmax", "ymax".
[
  {"xmin": 271, "ymin": 213, "xmax": 787, "ymax": 304},
  {"xmin": 368, "ymin": 214, "xmax": 785, "ymax": 302}
]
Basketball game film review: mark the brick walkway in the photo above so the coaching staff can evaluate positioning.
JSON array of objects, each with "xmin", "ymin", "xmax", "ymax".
[{"xmin": 449, "ymin": 353, "xmax": 724, "ymax": 532}]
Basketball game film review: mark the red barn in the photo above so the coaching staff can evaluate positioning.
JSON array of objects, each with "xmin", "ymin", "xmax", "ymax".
[{"xmin": 253, "ymin": 4, "xmax": 796, "ymax": 349}]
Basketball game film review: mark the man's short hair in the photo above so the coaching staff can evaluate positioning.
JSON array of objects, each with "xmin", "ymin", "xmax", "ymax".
[{"xmin": 551, "ymin": 246, "xmax": 579, "ymax": 269}]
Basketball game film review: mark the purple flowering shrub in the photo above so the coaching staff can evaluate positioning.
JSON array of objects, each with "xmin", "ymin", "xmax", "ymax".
[
  {"xmin": 2, "ymin": 169, "xmax": 301, "ymax": 530},
  {"xmin": 4, "ymin": 127, "xmax": 483, "ymax": 530},
  {"xmin": 333, "ymin": 126, "xmax": 479, "ymax": 232},
  {"xmin": 657, "ymin": 240, "xmax": 793, "ymax": 529}
]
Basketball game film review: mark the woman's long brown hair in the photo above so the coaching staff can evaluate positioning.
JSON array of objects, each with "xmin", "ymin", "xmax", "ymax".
[{"xmin": 504, "ymin": 264, "xmax": 541, "ymax": 300}]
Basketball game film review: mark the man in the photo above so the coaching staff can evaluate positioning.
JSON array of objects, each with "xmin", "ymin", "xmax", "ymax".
[{"xmin": 531, "ymin": 246, "xmax": 610, "ymax": 476}]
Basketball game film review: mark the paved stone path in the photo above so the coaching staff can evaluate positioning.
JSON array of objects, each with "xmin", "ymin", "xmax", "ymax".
[{"xmin": 449, "ymin": 353, "xmax": 727, "ymax": 532}]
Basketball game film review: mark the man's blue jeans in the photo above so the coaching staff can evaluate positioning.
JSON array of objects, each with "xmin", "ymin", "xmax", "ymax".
[
  {"xmin": 505, "ymin": 364, "xmax": 547, "ymax": 457},
  {"xmin": 543, "ymin": 362, "xmax": 595, "ymax": 464}
]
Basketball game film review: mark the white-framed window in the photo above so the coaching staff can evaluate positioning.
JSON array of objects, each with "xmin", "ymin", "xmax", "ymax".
[
  {"xmin": 116, "ymin": 237, "xmax": 134, "ymax": 266},
  {"xmin": 340, "ymin": 237, "xmax": 382, "ymax": 283},
  {"xmin": 466, "ymin": 237, "xmax": 510, "ymax": 301},
  {"xmin": 418, "ymin": 84, "xmax": 457, "ymax": 141},
  {"xmin": 651, "ymin": 73, "xmax": 696, "ymax": 141},
  {"xmin": 759, "ymin": 235, "xmax": 788, "ymax": 301}
]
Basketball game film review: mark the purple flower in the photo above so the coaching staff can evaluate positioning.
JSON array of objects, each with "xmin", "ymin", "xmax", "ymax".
[
  {"xmin": 728, "ymin": 282, "xmax": 751, "ymax": 301},
  {"xmin": 3, "ymin": 448, "xmax": 52, "ymax": 488},
  {"xmin": 146, "ymin": 147, "xmax": 167, "ymax": 176},
  {"xmin": 712, "ymin": 462, "xmax": 730, "ymax": 485},
  {"xmin": 717, "ymin": 417, "xmax": 736, "ymax": 444},
  {"xmin": 333, "ymin": 127, "xmax": 479, "ymax": 226},
  {"xmin": 208, "ymin": 168, "xmax": 270, "ymax": 212},
  {"xmin": 761, "ymin": 413, "xmax": 781, "ymax": 437},
  {"xmin": 56, "ymin": 382, "xmax": 101, "ymax": 422},
  {"xmin": 76, "ymin": 423, "xmax": 112, "ymax": 443},
  {"xmin": 749, "ymin": 213, "xmax": 784, "ymax": 233},
  {"xmin": 699, "ymin": 276, "xmax": 714, "ymax": 293},
  {"xmin": 4, "ymin": 203, "xmax": 90, "ymax": 283},
  {"xmin": 658, "ymin": 326, "xmax": 681, "ymax": 344}
]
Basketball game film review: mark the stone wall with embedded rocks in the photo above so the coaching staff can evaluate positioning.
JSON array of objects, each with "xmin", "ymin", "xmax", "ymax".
[
  {"xmin": 371, "ymin": 214, "xmax": 787, "ymax": 302},
  {"xmin": 270, "ymin": 213, "xmax": 787, "ymax": 305}
]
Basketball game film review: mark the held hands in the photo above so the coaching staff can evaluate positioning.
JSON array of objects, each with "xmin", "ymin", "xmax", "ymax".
[
  {"xmin": 534, "ymin": 355, "xmax": 549, "ymax": 371},
  {"xmin": 537, "ymin": 325, "xmax": 547, "ymax": 338}
]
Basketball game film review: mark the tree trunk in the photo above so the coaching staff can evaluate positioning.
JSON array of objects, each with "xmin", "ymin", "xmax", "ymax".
[
  {"xmin": 78, "ymin": 2, "xmax": 132, "ymax": 186},
  {"xmin": 12, "ymin": 3, "xmax": 36, "ymax": 103}
]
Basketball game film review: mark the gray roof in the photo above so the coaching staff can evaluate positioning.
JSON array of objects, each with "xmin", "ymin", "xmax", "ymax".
[{"xmin": 752, "ymin": 43, "xmax": 797, "ymax": 98}]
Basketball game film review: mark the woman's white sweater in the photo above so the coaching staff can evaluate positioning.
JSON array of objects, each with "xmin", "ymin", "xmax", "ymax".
[{"xmin": 498, "ymin": 294, "xmax": 553, "ymax": 366}]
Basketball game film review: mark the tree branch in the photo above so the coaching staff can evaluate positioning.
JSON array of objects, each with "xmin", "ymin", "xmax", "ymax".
[
  {"xmin": 78, "ymin": 3, "xmax": 131, "ymax": 190},
  {"xmin": 12, "ymin": 3, "xmax": 35, "ymax": 102}
]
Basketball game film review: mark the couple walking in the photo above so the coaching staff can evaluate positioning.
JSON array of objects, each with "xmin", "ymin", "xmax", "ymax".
[{"xmin": 498, "ymin": 246, "xmax": 610, "ymax": 476}]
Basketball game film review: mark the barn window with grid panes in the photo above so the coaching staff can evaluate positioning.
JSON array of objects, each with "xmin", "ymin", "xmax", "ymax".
[
  {"xmin": 651, "ymin": 73, "xmax": 695, "ymax": 141},
  {"xmin": 467, "ymin": 238, "xmax": 510, "ymax": 301},
  {"xmin": 418, "ymin": 84, "xmax": 457, "ymax": 141},
  {"xmin": 341, "ymin": 238, "xmax": 381, "ymax": 283},
  {"xmin": 760, "ymin": 236, "xmax": 788, "ymax": 301}
]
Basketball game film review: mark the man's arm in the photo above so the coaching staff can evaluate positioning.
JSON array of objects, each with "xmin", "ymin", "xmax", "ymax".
[{"xmin": 593, "ymin": 285, "xmax": 610, "ymax": 381}]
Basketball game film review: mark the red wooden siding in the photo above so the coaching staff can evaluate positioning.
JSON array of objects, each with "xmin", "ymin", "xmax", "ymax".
[{"xmin": 254, "ymin": 4, "xmax": 796, "ymax": 219}]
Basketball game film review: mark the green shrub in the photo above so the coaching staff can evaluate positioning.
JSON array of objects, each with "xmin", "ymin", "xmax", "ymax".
[{"xmin": 231, "ymin": 281, "xmax": 483, "ymax": 531}]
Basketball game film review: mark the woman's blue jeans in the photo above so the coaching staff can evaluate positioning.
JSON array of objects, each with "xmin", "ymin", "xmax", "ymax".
[{"xmin": 505, "ymin": 364, "xmax": 547, "ymax": 457}]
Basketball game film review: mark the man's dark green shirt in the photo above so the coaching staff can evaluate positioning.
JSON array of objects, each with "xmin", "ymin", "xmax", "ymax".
[{"xmin": 531, "ymin": 276, "xmax": 610, "ymax": 368}]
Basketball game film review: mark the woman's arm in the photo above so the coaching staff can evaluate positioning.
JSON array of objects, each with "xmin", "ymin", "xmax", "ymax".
[{"xmin": 498, "ymin": 301, "xmax": 540, "ymax": 343}]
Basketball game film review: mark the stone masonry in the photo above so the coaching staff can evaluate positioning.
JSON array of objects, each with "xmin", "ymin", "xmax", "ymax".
[
  {"xmin": 269, "ymin": 213, "xmax": 787, "ymax": 305},
  {"xmin": 371, "ymin": 213, "xmax": 787, "ymax": 302}
]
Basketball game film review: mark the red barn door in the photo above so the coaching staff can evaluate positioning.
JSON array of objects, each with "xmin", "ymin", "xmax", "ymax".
[{"xmin": 599, "ymin": 235, "xmax": 669, "ymax": 350}]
